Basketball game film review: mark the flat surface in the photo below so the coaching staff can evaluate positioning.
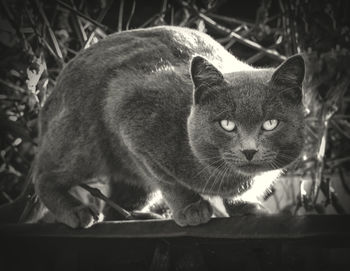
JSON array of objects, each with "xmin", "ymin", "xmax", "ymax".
[
  {"xmin": 1, "ymin": 215, "xmax": 350, "ymax": 239},
  {"xmin": 2, "ymin": 216, "xmax": 350, "ymax": 271}
]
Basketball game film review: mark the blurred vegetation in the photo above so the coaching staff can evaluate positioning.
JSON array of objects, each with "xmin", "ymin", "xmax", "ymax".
[{"xmin": 0, "ymin": 0, "xmax": 349, "ymax": 215}]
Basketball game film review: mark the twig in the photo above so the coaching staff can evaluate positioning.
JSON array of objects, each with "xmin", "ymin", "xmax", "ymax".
[
  {"xmin": 331, "ymin": 119, "xmax": 350, "ymax": 140},
  {"xmin": 23, "ymin": 6, "xmax": 61, "ymax": 62},
  {"xmin": 34, "ymin": 0, "xmax": 63, "ymax": 60},
  {"xmin": 1, "ymin": 191, "xmax": 13, "ymax": 203},
  {"xmin": 319, "ymin": 180, "xmax": 347, "ymax": 214},
  {"xmin": 312, "ymin": 105, "xmax": 338, "ymax": 205},
  {"xmin": 278, "ymin": 0, "xmax": 290, "ymax": 55},
  {"xmin": 79, "ymin": 184, "xmax": 133, "ymax": 219},
  {"xmin": 55, "ymin": 0, "xmax": 109, "ymax": 32},
  {"xmin": 224, "ymin": 28, "xmax": 254, "ymax": 50},
  {"xmin": 118, "ymin": 0, "xmax": 124, "ymax": 32},
  {"xmin": 96, "ymin": 0, "xmax": 114, "ymax": 22},
  {"xmin": 139, "ymin": 4, "xmax": 168, "ymax": 29},
  {"xmin": 70, "ymin": 0, "xmax": 87, "ymax": 46},
  {"xmin": 246, "ymin": 43, "xmax": 279, "ymax": 64},
  {"xmin": 339, "ymin": 167, "xmax": 350, "ymax": 195},
  {"xmin": 126, "ymin": 0, "xmax": 136, "ymax": 30},
  {"xmin": 201, "ymin": 12, "xmax": 286, "ymax": 61},
  {"xmin": 18, "ymin": 194, "xmax": 39, "ymax": 223},
  {"xmin": 65, "ymin": 47, "xmax": 78, "ymax": 55},
  {"xmin": 83, "ymin": 32, "xmax": 97, "ymax": 49},
  {"xmin": 0, "ymin": 79, "xmax": 26, "ymax": 93},
  {"xmin": 206, "ymin": 13, "xmax": 254, "ymax": 27},
  {"xmin": 161, "ymin": 0, "xmax": 168, "ymax": 15},
  {"xmin": 0, "ymin": 95, "xmax": 22, "ymax": 102},
  {"xmin": 42, "ymin": 38, "xmax": 61, "ymax": 61},
  {"xmin": 305, "ymin": 124, "xmax": 319, "ymax": 140},
  {"xmin": 327, "ymin": 156, "xmax": 350, "ymax": 168},
  {"xmin": 175, "ymin": 0, "xmax": 288, "ymax": 62},
  {"xmin": 178, "ymin": 7, "xmax": 191, "ymax": 26},
  {"xmin": 223, "ymin": 25, "xmax": 245, "ymax": 40},
  {"xmin": 0, "ymin": 0, "xmax": 23, "ymax": 40},
  {"xmin": 170, "ymin": 5, "xmax": 174, "ymax": 25},
  {"xmin": 140, "ymin": 13, "xmax": 160, "ymax": 28}
]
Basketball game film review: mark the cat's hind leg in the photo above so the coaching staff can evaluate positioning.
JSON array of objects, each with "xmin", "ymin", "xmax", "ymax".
[{"xmin": 35, "ymin": 171, "xmax": 104, "ymax": 228}]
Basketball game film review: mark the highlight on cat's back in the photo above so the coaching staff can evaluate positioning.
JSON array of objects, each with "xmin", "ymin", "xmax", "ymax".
[{"xmin": 33, "ymin": 26, "xmax": 305, "ymax": 228}]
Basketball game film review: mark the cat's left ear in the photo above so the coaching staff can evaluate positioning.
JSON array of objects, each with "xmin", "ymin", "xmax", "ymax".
[
  {"xmin": 190, "ymin": 56, "xmax": 224, "ymax": 104},
  {"xmin": 271, "ymin": 54, "xmax": 305, "ymax": 103}
]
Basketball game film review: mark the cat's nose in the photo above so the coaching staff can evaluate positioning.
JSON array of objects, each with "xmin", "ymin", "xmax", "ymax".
[{"xmin": 241, "ymin": 149, "xmax": 257, "ymax": 161}]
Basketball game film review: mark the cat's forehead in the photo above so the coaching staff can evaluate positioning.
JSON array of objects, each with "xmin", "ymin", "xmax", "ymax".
[
  {"xmin": 225, "ymin": 70, "xmax": 272, "ymax": 98},
  {"xmin": 217, "ymin": 70, "xmax": 277, "ymax": 122},
  {"xmin": 225, "ymin": 70, "xmax": 273, "ymax": 91}
]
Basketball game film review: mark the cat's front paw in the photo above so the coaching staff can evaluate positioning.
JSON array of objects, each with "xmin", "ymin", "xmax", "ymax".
[
  {"xmin": 173, "ymin": 199, "xmax": 213, "ymax": 227},
  {"xmin": 58, "ymin": 204, "xmax": 104, "ymax": 228}
]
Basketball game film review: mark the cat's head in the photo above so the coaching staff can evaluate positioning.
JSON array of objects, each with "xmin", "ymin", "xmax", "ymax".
[{"xmin": 187, "ymin": 54, "xmax": 305, "ymax": 177}]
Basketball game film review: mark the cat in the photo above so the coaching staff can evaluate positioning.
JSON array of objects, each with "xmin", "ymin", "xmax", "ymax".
[{"xmin": 33, "ymin": 26, "xmax": 305, "ymax": 228}]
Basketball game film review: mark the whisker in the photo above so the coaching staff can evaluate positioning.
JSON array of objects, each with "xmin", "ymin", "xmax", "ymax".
[
  {"xmin": 202, "ymin": 160, "xmax": 225, "ymax": 193},
  {"xmin": 277, "ymin": 153, "xmax": 297, "ymax": 159},
  {"xmin": 208, "ymin": 162, "xmax": 227, "ymax": 194},
  {"xmin": 217, "ymin": 163, "xmax": 231, "ymax": 194},
  {"xmin": 270, "ymin": 161, "xmax": 279, "ymax": 170},
  {"xmin": 192, "ymin": 157, "xmax": 223, "ymax": 178},
  {"xmin": 272, "ymin": 159, "xmax": 287, "ymax": 172},
  {"xmin": 207, "ymin": 161, "xmax": 227, "ymax": 194}
]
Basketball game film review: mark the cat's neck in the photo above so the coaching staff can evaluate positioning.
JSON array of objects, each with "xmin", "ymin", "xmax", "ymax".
[
  {"xmin": 191, "ymin": 163, "xmax": 252, "ymax": 197},
  {"xmin": 238, "ymin": 169, "xmax": 283, "ymax": 202},
  {"xmin": 190, "ymin": 161, "xmax": 283, "ymax": 199}
]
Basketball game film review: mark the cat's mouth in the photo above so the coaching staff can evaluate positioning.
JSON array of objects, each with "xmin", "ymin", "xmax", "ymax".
[{"xmin": 230, "ymin": 161, "xmax": 268, "ymax": 175}]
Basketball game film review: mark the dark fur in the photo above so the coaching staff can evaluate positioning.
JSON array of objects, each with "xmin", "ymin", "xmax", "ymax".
[{"xmin": 34, "ymin": 26, "xmax": 305, "ymax": 228}]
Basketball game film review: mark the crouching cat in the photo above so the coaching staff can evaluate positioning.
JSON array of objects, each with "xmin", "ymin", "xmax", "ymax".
[{"xmin": 33, "ymin": 26, "xmax": 305, "ymax": 228}]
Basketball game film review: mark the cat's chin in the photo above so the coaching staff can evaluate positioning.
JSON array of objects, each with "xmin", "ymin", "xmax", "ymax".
[{"xmin": 234, "ymin": 163, "xmax": 268, "ymax": 177}]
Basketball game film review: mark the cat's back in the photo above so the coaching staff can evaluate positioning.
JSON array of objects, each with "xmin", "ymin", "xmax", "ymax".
[
  {"xmin": 40, "ymin": 26, "xmax": 251, "ymax": 135},
  {"xmin": 44, "ymin": 27, "xmax": 249, "ymax": 104}
]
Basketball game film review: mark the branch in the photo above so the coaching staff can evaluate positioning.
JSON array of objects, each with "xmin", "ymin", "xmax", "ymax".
[
  {"xmin": 126, "ymin": 0, "xmax": 136, "ymax": 30},
  {"xmin": 55, "ymin": 0, "xmax": 109, "ymax": 32},
  {"xmin": 0, "ymin": 79, "xmax": 26, "ymax": 93},
  {"xmin": 207, "ymin": 13, "xmax": 254, "ymax": 27},
  {"xmin": 117, "ymin": 0, "xmax": 124, "ymax": 32},
  {"xmin": 79, "ymin": 184, "xmax": 163, "ymax": 220},
  {"xmin": 178, "ymin": 1, "xmax": 286, "ymax": 61},
  {"xmin": 199, "ymin": 12, "xmax": 286, "ymax": 61},
  {"xmin": 79, "ymin": 184, "xmax": 133, "ymax": 219},
  {"xmin": 34, "ymin": 0, "xmax": 63, "ymax": 60}
]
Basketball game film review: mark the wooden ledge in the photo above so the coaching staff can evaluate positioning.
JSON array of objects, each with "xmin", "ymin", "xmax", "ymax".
[{"xmin": 1, "ymin": 215, "xmax": 350, "ymax": 240}]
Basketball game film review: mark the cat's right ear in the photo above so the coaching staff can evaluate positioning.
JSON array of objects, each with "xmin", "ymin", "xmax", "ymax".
[
  {"xmin": 271, "ymin": 54, "xmax": 305, "ymax": 104},
  {"xmin": 271, "ymin": 54, "xmax": 305, "ymax": 86},
  {"xmin": 190, "ymin": 56, "xmax": 224, "ymax": 104}
]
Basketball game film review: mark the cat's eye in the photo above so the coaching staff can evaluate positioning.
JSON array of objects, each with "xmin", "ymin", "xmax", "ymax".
[
  {"xmin": 219, "ymin": 120, "xmax": 236, "ymax": 132},
  {"xmin": 262, "ymin": 119, "xmax": 279, "ymax": 131}
]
